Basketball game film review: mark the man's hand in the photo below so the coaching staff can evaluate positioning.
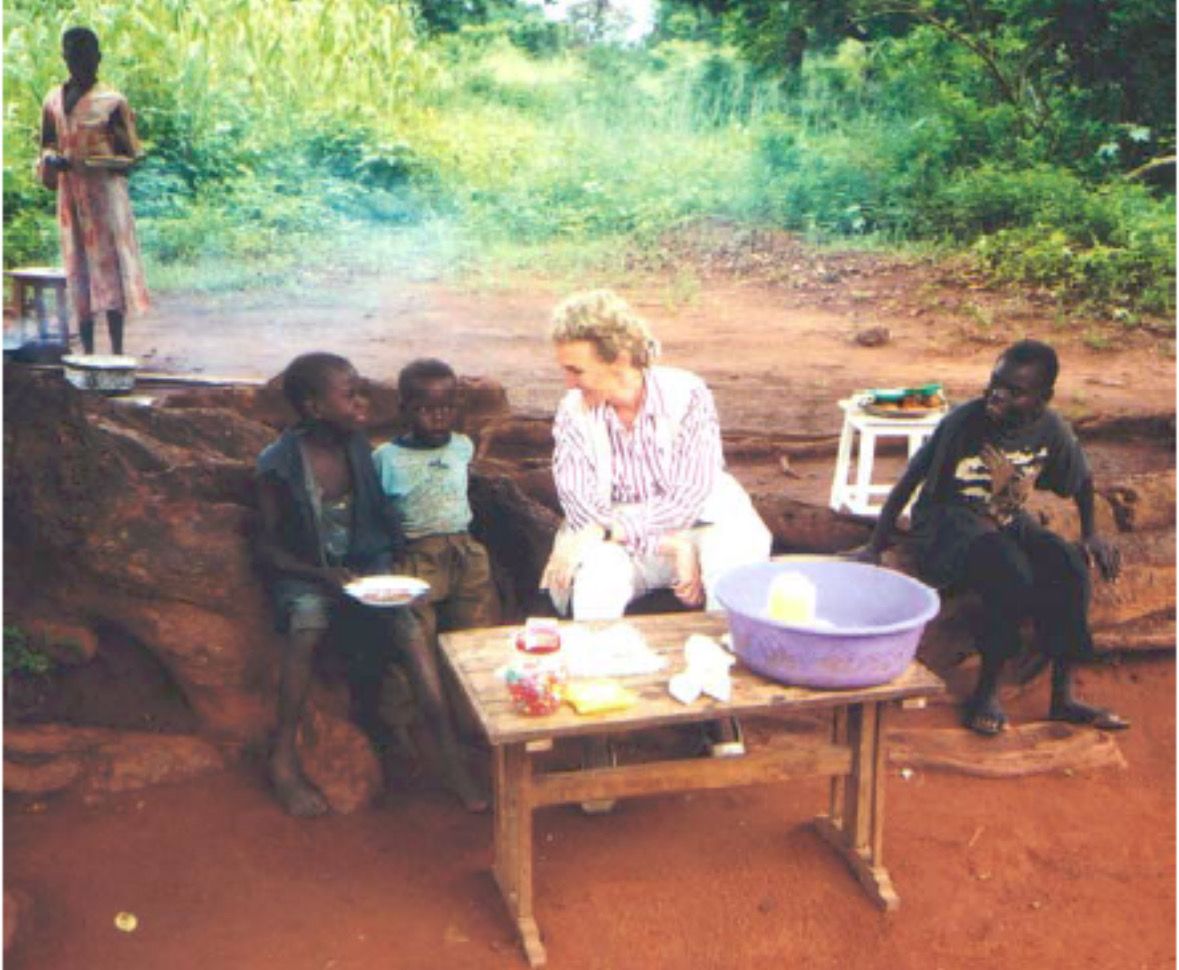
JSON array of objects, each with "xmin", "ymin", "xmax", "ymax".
[
  {"xmin": 1080, "ymin": 535, "xmax": 1122, "ymax": 582},
  {"xmin": 980, "ymin": 443, "xmax": 1017, "ymax": 494},
  {"xmin": 658, "ymin": 533, "xmax": 704, "ymax": 607},
  {"xmin": 541, "ymin": 526, "xmax": 604, "ymax": 594}
]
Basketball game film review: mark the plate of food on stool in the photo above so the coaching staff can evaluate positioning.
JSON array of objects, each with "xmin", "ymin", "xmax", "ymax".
[
  {"xmin": 344, "ymin": 575, "xmax": 430, "ymax": 607},
  {"xmin": 860, "ymin": 382, "xmax": 948, "ymax": 418}
]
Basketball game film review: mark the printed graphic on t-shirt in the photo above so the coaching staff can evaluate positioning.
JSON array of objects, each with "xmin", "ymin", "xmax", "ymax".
[{"xmin": 953, "ymin": 444, "xmax": 1048, "ymax": 524}]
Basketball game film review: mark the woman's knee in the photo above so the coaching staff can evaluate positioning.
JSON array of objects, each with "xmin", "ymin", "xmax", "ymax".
[
  {"xmin": 573, "ymin": 542, "xmax": 634, "ymax": 586},
  {"xmin": 697, "ymin": 517, "xmax": 771, "ymax": 583},
  {"xmin": 570, "ymin": 543, "xmax": 637, "ymax": 620}
]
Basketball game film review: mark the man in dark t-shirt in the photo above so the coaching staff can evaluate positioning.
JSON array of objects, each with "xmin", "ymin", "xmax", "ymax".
[{"xmin": 856, "ymin": 340, "xmax": 1129, "ymax": 736}]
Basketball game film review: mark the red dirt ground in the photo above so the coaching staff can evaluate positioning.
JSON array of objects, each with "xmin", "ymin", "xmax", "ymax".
[
  {"xmin": 5, "ymin": 249, "xmax": 1175, "ymax": 969},
  {"xmin": 5, "ymin": 658, "xmax": 1173, "ymax": 969}
]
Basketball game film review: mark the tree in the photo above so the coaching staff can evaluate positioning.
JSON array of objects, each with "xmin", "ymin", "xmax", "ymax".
[{"xmin": 653, "ymin": 0, "xmax": 1174, "ymax": 166}]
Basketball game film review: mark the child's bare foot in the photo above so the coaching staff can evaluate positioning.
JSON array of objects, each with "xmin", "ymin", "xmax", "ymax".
[
  {"xmin": 1050, "ymin": 699, "xmax": 1130, "ymax": 731},
  {"xmin": 963, "ymin": 696, "xmax": 1008, "ymax": 737},
  {"xmin": 444, "ymin": 765, "xmax": 489, "ymax": 813},
  {"xmin": 269, "ymin": 754, "xmax": 330, "ymax": 818}
]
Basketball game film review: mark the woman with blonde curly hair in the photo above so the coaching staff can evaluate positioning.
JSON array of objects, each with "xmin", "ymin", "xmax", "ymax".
[{"xmin": 542, "ymin": 291, "xmax": 771, "ymax": 774}]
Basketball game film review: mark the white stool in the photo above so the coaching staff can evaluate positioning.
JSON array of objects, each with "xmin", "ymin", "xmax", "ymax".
[{"xmin": 829, "ymin": 396, "xmax": 945, "ymax": 517}]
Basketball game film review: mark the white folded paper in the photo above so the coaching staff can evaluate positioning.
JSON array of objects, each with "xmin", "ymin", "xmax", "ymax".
[
  {"xmin": 560, "ymin": 623, "xmax": 667, "ymax": 678},
  {"xmin": 668, "ymin": 633, "xmax": 735, "ymax": 704}
]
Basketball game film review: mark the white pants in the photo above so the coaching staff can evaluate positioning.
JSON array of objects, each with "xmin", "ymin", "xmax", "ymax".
[{"xmin": 550, "ymin": 511, "xmax": 772, "ymax": 621}]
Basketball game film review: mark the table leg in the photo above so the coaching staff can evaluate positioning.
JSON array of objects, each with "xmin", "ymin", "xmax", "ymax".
[
  {"xmin": 492, "ymin": 743, "xmax": 546, "ymax": 967},
  {"xmin": 813, "ymin": 701, "xmax": 899, "ymax": 910},
  {"xmin": 827, "ymin": 706, "xmax": 846, "ymax": 826}
]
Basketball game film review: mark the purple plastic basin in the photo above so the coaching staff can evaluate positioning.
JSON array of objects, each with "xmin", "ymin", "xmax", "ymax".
[{"xmin": 714, "ymin": 560, "xmax": 940, "ymax": 689}]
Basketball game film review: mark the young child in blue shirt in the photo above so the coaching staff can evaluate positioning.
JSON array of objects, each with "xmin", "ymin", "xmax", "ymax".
[
  {"xmin": 255, "ymin": 352, "xmax": 487, "ymax": 816},
  {"xmin": 373, "ymin": 358, "xmax": 499, "ymax": 646}
]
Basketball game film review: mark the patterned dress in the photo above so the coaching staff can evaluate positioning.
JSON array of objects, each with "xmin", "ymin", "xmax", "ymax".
[{"xmin": 41, "ymin": 82, "xmax": 149, "ymax": 324}]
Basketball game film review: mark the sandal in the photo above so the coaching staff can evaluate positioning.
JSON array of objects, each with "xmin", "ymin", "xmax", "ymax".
[{"xmin": 1051, "ymin": 701, "xmax": 1131, "ymax": 731}]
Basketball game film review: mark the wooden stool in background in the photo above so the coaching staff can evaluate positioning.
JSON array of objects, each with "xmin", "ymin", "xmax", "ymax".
[{"xmin": 6, "ymin": 267, "xmax": 70, "ymax": 347}]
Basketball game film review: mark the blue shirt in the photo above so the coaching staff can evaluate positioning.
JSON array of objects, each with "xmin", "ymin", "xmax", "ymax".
[{"xmin": 372, "ymin": 434, "xmax": 475, "ymax": 539}]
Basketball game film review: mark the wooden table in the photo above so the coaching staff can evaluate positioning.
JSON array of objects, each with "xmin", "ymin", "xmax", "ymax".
[{"xmin": 440, "ymin": 613, "xmax": 944, "ymax": 967}]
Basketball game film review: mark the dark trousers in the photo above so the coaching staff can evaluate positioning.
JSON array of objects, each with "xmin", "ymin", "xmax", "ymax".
[
  {"xmin": 960, "ymin": 526, "xmax": 1093, "ymax": 664},
  {"xmin": 333, "ymin": 604, "xmax": 423, "ymax": 738}
]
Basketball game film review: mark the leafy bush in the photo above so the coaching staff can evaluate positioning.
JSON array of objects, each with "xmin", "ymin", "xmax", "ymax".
[{"xmin": 974, "ymin": 221, "xmax": 1175, "ymax": 315}]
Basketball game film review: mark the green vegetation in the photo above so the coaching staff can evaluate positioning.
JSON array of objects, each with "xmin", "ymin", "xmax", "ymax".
[
  {"xmin": 3, "ymin": 625, "xmax": 54, "ymax": 678},
  {"xmin": 2, "ymin": 0, "xmax": 1173, "ymax": 317}
]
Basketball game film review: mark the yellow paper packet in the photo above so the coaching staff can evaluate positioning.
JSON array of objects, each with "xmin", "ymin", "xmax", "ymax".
[{"xmin": 564, "ymin": 679, "xmax": 638, "ymax": 715}]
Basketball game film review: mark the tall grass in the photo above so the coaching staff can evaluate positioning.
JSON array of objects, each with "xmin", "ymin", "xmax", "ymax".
[
  {"xmin": 3, "ymin": 0, "xmax": 429, "ymax": 271},
  {"xmin": 404, "ymin": 39, "xmax": 782, "ymax": 246}
]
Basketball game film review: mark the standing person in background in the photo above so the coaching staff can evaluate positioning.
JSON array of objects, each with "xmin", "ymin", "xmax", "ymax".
[{"xmin": 39, "ymin": 26, "xmax": 149, "ymax": 356}]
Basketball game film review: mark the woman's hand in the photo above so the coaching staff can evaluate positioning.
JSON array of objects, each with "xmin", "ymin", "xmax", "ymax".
[
  {"xmin": 541, "ymin": 526, "xmax": 604, "ymax": 594},
  {"xmin": 659, "ymin": 533, "xmax": 704, "ymax": 608}
]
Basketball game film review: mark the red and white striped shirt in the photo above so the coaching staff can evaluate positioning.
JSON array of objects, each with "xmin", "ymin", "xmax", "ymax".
[{"xmin": 552, "ymin": 366, "xmax": 724, "ymax": 554}]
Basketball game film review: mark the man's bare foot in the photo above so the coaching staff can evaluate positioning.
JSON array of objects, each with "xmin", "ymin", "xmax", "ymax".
[
  {"xmin": 963, "ymin": 696, "xmax": 1008, "ymax": 737},
  {"xmin": 269, "ymin": 755, "xmax": 330, "ymax": 818},
  {"xmin": 1050, "ymin": 699, "xmax": 1130, "ymax": 731}
]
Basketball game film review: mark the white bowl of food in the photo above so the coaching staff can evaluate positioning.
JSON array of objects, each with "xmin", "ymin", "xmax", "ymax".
[{"xmin": 344, "ymin": 575, "xmax": 430, "ymax": 608}]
